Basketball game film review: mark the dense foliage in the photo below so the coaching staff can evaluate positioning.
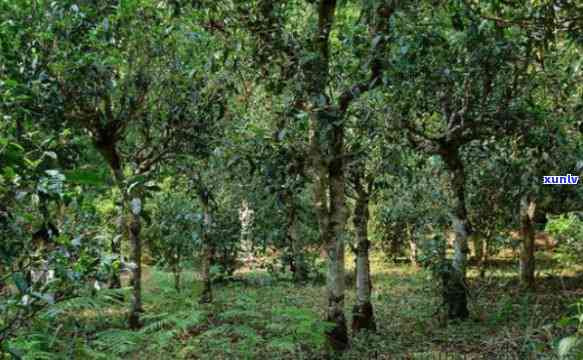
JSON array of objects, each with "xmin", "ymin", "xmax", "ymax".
[{"xmin": 1, "ymin": 0, "xmax": 582, "ymax": 358}]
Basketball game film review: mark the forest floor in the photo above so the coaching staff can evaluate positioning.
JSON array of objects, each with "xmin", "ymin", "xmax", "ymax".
[{"xmin": 48, "ymin": 251, "xmax": 583, "ymax": 359}]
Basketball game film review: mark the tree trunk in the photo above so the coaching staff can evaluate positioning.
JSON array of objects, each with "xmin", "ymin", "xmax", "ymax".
[
  {"xmin": 108, "ymin": 164, "xmax": 124, "ymax": 290},
  {"xmin": 407, "ymin": 224, "xmax": 418, "ymax": 267},
  {"xmin": 284, "ymin": 192, "xmax": 307, "ymax": 283},
  {"xmin": 441, "ymin": 147, "xmax": 470, "ymax": 320},
  {"xmin": 479, "ymin": 235, "xmax": 489, "ymax": 278},
  {"xmin": 173, "ymin": 261, "xmax": 181, "ymax": 292},
  {"xmin": 520, "ymin": 194, "xmax": 536, "ymax": 290},
  {"xmin": 95, "ymin": 141, "xmax": 124, "ymax": 290},
  {"xmin": 239, "ymin": 200, "xmax": 253, "ymax": 253},
  {"xmin": 351, "ymin": 182, "xmax": 375, "ymax": 332},
  {"xmin": 199, "ymin": 191, "xmax": 213, "ymax": 304},
  {"xmin": 389, "ymin": 235, "xmax": 402, "ymax": 260},
  {"xmin": 304, "ymin": 0, "xmax": 353, "ymax": 350},
  {"xmin": 309, "ymin": 112, "xmax": 349, "ymax": 351},
  {"xmin": 326, "ymin": 120, "xmax": 349, "ymax": 350},
  {"xmin": 441, "ymin": 262, "xmax": 469, "ymax": 320},
  {"xmin": 325, "ymin": 184, "xmax": 348, "ymax": 351},
  {"xmin": 127, "ymin": 197, "xmax": 143, "ymax": 329},
  {"xmin": 472, "ymin": 234, "xmax": 484, "ymax": 264}
]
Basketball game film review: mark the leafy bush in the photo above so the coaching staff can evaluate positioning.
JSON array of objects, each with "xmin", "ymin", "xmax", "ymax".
[{"xmin": 546, "ymin": 213, "xmax": 583, "ymax": 264}]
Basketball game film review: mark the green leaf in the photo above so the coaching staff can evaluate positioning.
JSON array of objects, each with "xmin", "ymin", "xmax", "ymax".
[
  {"xmin": 1, "ymin": 79, "xmax": 18, "ymax": 88},
  {"xmin": 65, "ymin": 169, "xmax": 107, "ymax": 186},
  {"xmin": 558, "ymin": 316, "xmax": 575, "ymax": 328}
]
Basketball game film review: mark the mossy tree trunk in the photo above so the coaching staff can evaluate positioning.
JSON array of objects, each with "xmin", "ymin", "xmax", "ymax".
[
  {"xmin": 441, "ymin": 146, "xmax": 470, "ymax": 320},
  {"xmin": 249, "ymin": 0, "xmax": 396, "ymax": 350},
  {"xmin": 351, "ymin": 166, "xmax": 375, "ymax": 332},
  {"xmin": 199, "ymin": 189, "xmax": 213, "ymax": 304},
  {"xmin": 95, "ymin": 138, "xmax": 124, "ymax": 290},
  {"xmin": 407, "ymin": 224, "xmax": 418, "ymax": 266},
  {"xmin": 127, "ymin": 196, "xmax": 144, "ymax": 330},
  {"xmin": 309, "ymin": 110, "xmax": 350, "ymax": 350},
  {"xmin": 285, "ymin": 192, "xmax": 308, "ymax": 283},
  {"xmin": 520, "ymin": 194, "xmax": 536, "ymax": 290}
]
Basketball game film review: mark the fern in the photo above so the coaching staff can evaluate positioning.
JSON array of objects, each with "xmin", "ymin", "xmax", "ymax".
[
  {"xmin": 141, "ymin": 313, "xmax": 175, "ymax": 333},
  {"xmin": 42, "ymin": 288, "xmax": 126, "ymax": 320},
  {"xmin": 92, "ymin": 329, "xmax": 145, "ymax": 356},
  {"xmin": 142, "ymin": 309, "xmax": 204, "ymax": 334}
]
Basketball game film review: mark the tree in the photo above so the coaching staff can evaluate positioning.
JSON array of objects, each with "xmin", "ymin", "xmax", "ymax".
[
  {"xmin": 233, "ymin": 0, "xmax": 398, "ymax": 348},
  {"xmin": 18, "ymin": 0, "xmax": 220, "ymax": 328},
  {"xmin": 385, "ymin": 1, "xmax": 541, "ymax": 319},
  {"xmin": 348, "ymin": 158, "xmax": 376, "ymax": 332}
]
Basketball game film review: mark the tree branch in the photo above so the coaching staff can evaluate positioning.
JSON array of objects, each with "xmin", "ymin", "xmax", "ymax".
[{"xmin": 338, "ymin": 2, "xmax": 395, "ymax": 114}]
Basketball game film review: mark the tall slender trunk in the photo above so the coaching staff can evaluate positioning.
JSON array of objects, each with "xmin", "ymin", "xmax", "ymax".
[
  {"xmin": 327, "ymin": 119, "xmax": 348, "ymax": 350},
  {"xmin": 389, "ymin": 235, "xmax": 401, "ymax": 260},
  {"xmin": 520, "ymin": 194, "xmax": 536, "ymax": 290},
  {"xmin": 407, "ymin": 224, "xmax": 418, "ymax": 266},
  {"xmin": 111, "ymin": 165, "xmax": 125, "ymax": 286},
  {"xmin": 127, "ymin": 196, "xmax": 143, "ymax": 329},
  {"xmin": 95, "ymin": 142, "xmax": 124, "ymax": 289},
  {"xmin": 239, "ymin": 200, "xmax": 254, "ymax": 255},
  {"xmin": 352, "ymin": 181, "xmax": 375, "ymax": 332},
  {"xmin": 326, "ymin": 162, "xmax": 348, "ymax": 351},
  {"xmin": 472, "ymin": 234, "xmax": 483, "ymax": 263},
  {"xmin": 441, "ymin": 147, "xmax": 470, "ymax": 320},
  {"xmin": 199, "ymin": 191, "xmax": 213, "ymax": 304},
  {"xmin": 309, "ymin": 111, "xmax": 349, "ymax": 351},
  {"xmin": 90, "ymin": 117, "xmax": 148, "ymax": 329},
  {"xmin": 284, "ymin": 192, "xmax": 307, "ymax": 282},
  {"xmin": 173, "ymin": 261, "xmax": 181, "ymax": 292},
  {"xmin": 479, "ymin": 235, "xmax": 489, "ymax": 278}
]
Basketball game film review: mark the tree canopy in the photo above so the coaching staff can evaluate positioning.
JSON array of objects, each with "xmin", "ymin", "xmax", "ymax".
[{"xmin": 1, "ymin": 0, "xmax": 582, "ymax": 358}]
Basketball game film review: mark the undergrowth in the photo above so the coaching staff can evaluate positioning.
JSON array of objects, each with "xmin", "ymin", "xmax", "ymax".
[{"xmin": 4, "ymin": 254, "xmax": 582, "ymax": 359}]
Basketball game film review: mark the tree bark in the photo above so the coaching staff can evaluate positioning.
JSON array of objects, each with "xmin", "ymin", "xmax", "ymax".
[
  {"xmin": 304, "ymin": 0, "xmax": 394, "ymax": 349},
  {"xmin": 283, "ymin": 191, "xmax": 307, "ymax": 283},
  {"xmin": 441, "ymin": 146, "xmax": 470, "ymax": 320},
  {"xmin": 442, "ymin": 147, "xmax": 472, "ymax": 277},
  {"xmin": 95, "ymin": 141, "xmax": 124, "ymax": 289},
  {"xmin": 326, "ymin": 158, "xmax": 348, "ymax": 351},
  {"xmin": 173, "ymin": 261, "xmax": 181, "ymax": 292},
  {"xmin": 472, "ymin": 234, "xmax": 484, "ymax": 264},
  {"xmin": 389, "ymin": 235, "xmax": 402, "ymax": 260},
  {"xmin": 199, "ymin": 191, "xmax": 213, "ymax": 304},
  {"xmin": 479, "ymin": 235, "xmax": 489, "ymax": 278},
  {"xmin": 327, "ymin": 114, "xmax": 349, "ymax": 348},
  {"xmin": 351, "ymin": 179, "xmax": 375, "ymax": 332},
  {"xmin": 127, "ymin": 197, "xmax": 143, "ymax": 330},
  {"xmin": 407, "ymin": 224, "xmax": 418, "ymax": 267},
  {"xmin": 520, "ymin": 194, "xmax": 536, "ymax": 290},
  {"xmin": 304, "ymin": 0, "xmax": 350, "ymax": 349},
  {"xmin": 309, "ymin": 111, "xmax": 349, "ymax": 351}
]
